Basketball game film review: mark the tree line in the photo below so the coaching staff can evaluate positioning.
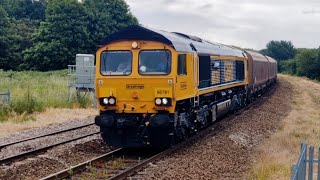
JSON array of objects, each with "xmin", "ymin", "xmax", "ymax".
[
  {"xmin": 0, "ymin": 0, "xmax": 138, "ymax": 71},
  {"xmin": 260, "ymin": 40, "xmax": 320, "ymax": 80},
  {"xmin": 1, "ymin": 1, "xmax": 319, "ymax": 80}
]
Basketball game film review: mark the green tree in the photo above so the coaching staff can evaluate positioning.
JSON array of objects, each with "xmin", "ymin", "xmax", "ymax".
[
  {"xmin": 0, "ymin": 0, "xmax": 46, "ymax": 21},
  {"xmin": 296, "ymin": 48, "xmax": 320, "ymax": 79},
  {"xmin": 0, "ymin": 0, "xmax": 46, "ymax": 70},
  {"xmin": 264, "ymin": 40, "xmax": 296, "ymax": 60},
  {"xmin": 280, "ymin": 59, "xmax": 297, "ymax": 75},
  {"xmin": 261, "ymin": 40, "xmax": 296, "ymax": 72},
  {"xmin": 24, "ymin": 0, "xmax": 138, "ymax": 70},
  {"xmin": 24, "ymin": 0, "xmax": 91, "ymax": 70},
  {"xmin": 318, "ymin": 46, "xmax": 320, "ymax": 61},
  {"xmin": 84, "ymin": 0, "xmax": 138, "ymax": 52},
  {"xmin": 7, "ymin": 18, "xmax": 39, "ymax": 70},
  {"xmin": 0, "ymin": 6, "xmax": 11, "ymax": 70}
]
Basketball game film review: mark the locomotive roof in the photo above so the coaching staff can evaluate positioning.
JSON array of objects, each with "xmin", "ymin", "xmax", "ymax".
[
  {"xmin": 265, "ymin": 56, "xmax": 277, "ymax": 64},
  {"xmin": 100, "ymin": 25, "xmax": 245, "ymax": 58}
]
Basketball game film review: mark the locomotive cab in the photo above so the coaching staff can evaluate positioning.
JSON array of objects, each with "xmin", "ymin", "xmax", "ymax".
[{"xmin": 96, "ymin": 41, "xmax": 178, "ymax": 114}]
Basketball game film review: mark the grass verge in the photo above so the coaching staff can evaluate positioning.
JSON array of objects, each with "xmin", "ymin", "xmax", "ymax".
[
  {"xmin": 0, "ymin": 70, "xmax": 93, "ymax": 122},
  {"xmin": 0, "ymin": 108, "xmax": 97, "ymax": 137},
  {"xmin": 251, "ymin": 74, "xmax": 320, "ymax": 180}
]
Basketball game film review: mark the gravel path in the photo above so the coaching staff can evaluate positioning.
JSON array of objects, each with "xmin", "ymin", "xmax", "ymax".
[
  {"xmin": 0, "ymin": 116, "xmax": 114, "ymax": 180},
  {"xmin": 0, "ymin": 136, "xmax": 112, "ymax": 180},
  {"xmin": 0, "ymin": 116, "xmax": 94, "ymax": 145},
  {"xmin": 0, "ymin": 116, "xmax": 98, "ymax": 159},
  {"xmin": 0, "ymin": 125, "xmax": 99, "ymax": 159},
  {"xmin": 135, "ymin": 80, "xmax": 292, "ymax": 179}
]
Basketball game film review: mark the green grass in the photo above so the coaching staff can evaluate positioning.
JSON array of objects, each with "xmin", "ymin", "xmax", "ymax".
[
  {"xmin": 0, "ymin": 70, "xmax": 92, "ymax": 122},
  {"xmin": 251, "ymin": 164, "xmax": 290, "ymax": 180}
]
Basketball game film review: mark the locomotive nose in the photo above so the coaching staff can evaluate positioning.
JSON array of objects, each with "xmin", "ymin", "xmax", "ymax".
[{"xmin": 97, "ymin": 77, "xmax": 175, "ymax": 113}]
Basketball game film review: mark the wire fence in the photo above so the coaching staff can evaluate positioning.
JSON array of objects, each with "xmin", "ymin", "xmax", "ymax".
[
  {"xmin": 291, "ymin": 143, "xmax": 320, "ymax": 180},
  {"xmin": 0, "ymin": 90, "xmax": 10, "ymax": 105}
]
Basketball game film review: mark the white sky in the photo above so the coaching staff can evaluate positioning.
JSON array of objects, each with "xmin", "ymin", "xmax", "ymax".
[{"xmin": 126, "ymin": 0, "xmax": 320, "ymax": 50}]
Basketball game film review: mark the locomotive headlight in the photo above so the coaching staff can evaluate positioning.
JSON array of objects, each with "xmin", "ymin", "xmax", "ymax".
[
  {"xmin": 155, "ymin": 98, "xmax": 172, "ymax": 106},
  {"xmin": 109, "ymin": 97, "xmax": 116, "ymax": 105},
  {"xmin": 155, "ymin": 98, "xmax": 162, "ymax": 105},
  {"xmin": 103, "ymin": 98, "xmax": 109, "ymax": 105},
  {"xmin": 100, "ymin": 97, "xmax": 116, "ymax": 106},
  {"xmin": 131, "ymin": 41, "xmax": 138, "ymax": 48},
  {"xmin": 162, "ymin": 98, "xmax": 169, "ymax": 105}
]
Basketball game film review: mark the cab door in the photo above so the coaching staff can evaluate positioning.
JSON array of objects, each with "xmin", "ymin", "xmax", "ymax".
[
  {"xmin": 176, "ymin": 53, "xmax": 196, "ymax": 101},
  {"xmin": 192, "ymin": 52, "xmax": 199, "ymax": 94}
]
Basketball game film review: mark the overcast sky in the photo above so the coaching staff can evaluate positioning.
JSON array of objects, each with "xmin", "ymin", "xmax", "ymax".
[{"xmin": 126, "ymin": 0, "xmax": 320, "ymax": 50}]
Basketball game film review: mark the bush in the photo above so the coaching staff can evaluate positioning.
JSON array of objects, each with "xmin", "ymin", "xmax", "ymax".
[
  {"xmin": 0, "ymin": 90, "xmax": 44, "ymax": 122},
  {"xmin": 296, "ymin": 49, "xmax": 320, "ymax": 80},
  {"xmin": 280, "ymin": 59, "xmax": 297, "ymax": 75},
  {"xmin": 69, "ymin": 94, "xmax": 92, "ymax": 108},
  {"xmin": 0, "ymin": 104, "xmax": 11, "ymax": 122},
  {"xmin": 11, "ymin": 90, "xmax": 44, "ymax": 114}
]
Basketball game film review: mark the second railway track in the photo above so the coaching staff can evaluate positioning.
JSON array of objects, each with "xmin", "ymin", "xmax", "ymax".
[
  {"xmin": 40, "ymin": 85, "xmax": 277, "ymax": 180},
  {"xmin": 0, "ymin": 122, "xmax": 99, "ymax": 165},
  {"xmin": 0, "ymin": 122, "xmax": 95, "ymax": 149}
]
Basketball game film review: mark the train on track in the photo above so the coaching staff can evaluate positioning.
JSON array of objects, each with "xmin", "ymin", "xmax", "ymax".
[{"xmin": 94, "ymin": 25, "xmax": 277, "ymax": 148}]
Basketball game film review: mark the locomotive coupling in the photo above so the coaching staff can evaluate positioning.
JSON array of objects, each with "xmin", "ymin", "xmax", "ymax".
[
  {"xmin": 95, "ymin": 114, "xmax": 140, "ymax": 128},
  {"xmin": 149, "ymin": 114, "xmax": 175, "ymax": 148},
  {"xmin": 95, "ymin": 115, "xmax": 114, "ymax": 127},
  {"xmin": 149, "ymin": 114, "xmax": 172, "ymax": 127}
]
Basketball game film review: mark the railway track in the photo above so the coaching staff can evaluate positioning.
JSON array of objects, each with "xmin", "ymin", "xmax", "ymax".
[
  {"xmin": 0, "ymin": 123, "xmax": 95, "ymax": 149},
  {"xmin": 0, "ymin": 122, "xmax": 98, "ymax": 165},
  {"xmin": 40, "ymin": 85, "xmax": 277, "ymax": 180}
]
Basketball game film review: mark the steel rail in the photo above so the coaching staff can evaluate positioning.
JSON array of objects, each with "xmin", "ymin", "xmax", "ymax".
[
  {"xmin": 40, "ymin": 148, "xmax": 123, "ymax": 180},
  {"xmin": 0, "ymin": 122, "xmax": 95, "ymax": 149},
  {"xmin": 108, "ymin": 85, "xmax": 278, "ymax": 180},
  {"xmin": 0, "ymin": 131, "xmax": 100, "ymax": 165},
  {"xmin": 108, "ymin": 134, "xmax": 203, "ymax": 180},
  {"xmin": 40, "ymin": 84, "xmax": 277, "ymax": 180}
]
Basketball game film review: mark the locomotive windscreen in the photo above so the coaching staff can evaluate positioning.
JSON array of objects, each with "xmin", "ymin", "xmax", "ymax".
[{"xmin": 100, "ymin": 51, "xmax": 132, "ymax": 76}]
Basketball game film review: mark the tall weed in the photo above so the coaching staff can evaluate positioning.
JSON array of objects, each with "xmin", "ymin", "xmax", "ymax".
[
  {"xmin": 0, "ymin": 104, "xmax": 11, "ymax": 122},
  {"xmin": 11, "ymin": 90, "xmax": 44, "ymax": 114}
]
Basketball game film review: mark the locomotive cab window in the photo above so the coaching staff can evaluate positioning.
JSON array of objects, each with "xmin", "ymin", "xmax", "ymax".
[
  {"xmin": 178, "ymin": 54, "xmax": 187, "ymax": 75},
  {"xmin": 236, "ymin": 61, "xmax": 245, "ymax": 81},
  {"xmin": 139, "ymin": 50, "xmax": 171, "ymax": 75},
  {"xmin": 100, "ymin": 51, "xmax": 132, "ymax": 76}
]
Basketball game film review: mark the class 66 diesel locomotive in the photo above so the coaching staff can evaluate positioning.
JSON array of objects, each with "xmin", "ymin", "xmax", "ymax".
[{"xmin": 94, "ymin": 25, "xmax": 277, "ymax": 148}]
